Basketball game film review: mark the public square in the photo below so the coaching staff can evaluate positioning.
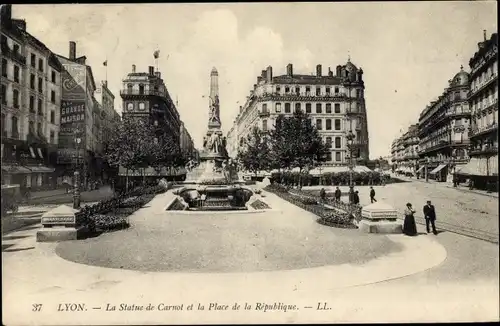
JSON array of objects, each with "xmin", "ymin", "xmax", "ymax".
[{"xmin": 2, "ymin": 179, "xmax": 499, "ymax": 324}]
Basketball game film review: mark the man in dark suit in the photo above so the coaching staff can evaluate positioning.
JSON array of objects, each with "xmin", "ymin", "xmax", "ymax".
[
  {"xmin": 423, "ymin": 200, "xmax": 437, "ymax": 235},
  {"xmin": 334, "ymin": 187, "xmax": 342, "ymax": 202}
]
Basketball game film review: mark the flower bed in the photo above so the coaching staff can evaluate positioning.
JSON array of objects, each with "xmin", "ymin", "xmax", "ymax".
[
  {"xmin": 92, "ymin": 214, "xmax": 129, "ymax": 232},
  {"xmin": 250, "ymin": 199, "xmax": 271, "ymax": 210},
  {"xmin": 264, "ymin": 185, "xmax": 357, "ymax": 229}
]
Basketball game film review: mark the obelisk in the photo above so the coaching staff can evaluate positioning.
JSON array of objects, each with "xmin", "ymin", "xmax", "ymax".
[{"xmin": 208, "ymin": 67, "xmax": 221, "ymax": 130}]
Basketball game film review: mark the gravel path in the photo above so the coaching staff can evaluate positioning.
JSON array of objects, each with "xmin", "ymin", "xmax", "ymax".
[{"xmin": 56, "ymin": 192, "xmax": 402, "ymax": 273}]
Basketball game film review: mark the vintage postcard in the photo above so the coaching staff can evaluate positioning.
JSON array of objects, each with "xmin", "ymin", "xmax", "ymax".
[{"xmin": 1, "ymin": 2, "xmax": 499, "ymax": 325}]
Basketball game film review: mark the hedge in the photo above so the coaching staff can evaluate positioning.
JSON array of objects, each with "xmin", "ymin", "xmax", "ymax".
[{"xmin": 270, "ymin": 171, "xmax": 386, "ymax": 187}]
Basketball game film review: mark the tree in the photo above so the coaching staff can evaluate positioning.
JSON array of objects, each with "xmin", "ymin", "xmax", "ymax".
[
  {"xmin": 268, "ymin": 110, "xmax": 328, "ymax": 187},
  {"xmin": 236, "ymin": 127, "xmax": 272, "ymax": 175}
]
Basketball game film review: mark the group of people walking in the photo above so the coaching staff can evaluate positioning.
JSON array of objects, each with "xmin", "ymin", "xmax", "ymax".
[{"xmin": 403, "ymin": 200, "xmax": 438, "ymax": 236}]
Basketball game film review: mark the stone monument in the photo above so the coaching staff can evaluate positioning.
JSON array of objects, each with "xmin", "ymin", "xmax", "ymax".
[
  {"xmin": 358, "ymin": 201, "xmax": 403, "ymax": 234},
  {"xmin": 36, "ymin": 204, "xmax": 89, "ymax": 242}
]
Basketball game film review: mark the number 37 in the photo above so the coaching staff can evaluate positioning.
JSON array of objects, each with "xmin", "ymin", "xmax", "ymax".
[{"xmin": 32, "ymin": 304, "xmax": 43, "ymax": 312}]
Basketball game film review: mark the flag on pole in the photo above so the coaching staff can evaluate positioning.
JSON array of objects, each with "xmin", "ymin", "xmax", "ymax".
[
  {"xmin": 103, "ymin": 60, "xmax": 107, "ymax": 66},
  {"xmin": 153, "ymin": 50, "xmax": 160, "ymax": 59}
]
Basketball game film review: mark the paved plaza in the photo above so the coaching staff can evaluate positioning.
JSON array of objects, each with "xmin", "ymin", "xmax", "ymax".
[{"xmin": 2, "ymin": 181, "xmax": 499, "ymax": 324}]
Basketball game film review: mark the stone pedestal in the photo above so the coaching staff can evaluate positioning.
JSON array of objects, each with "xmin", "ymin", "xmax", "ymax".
[
  {"xmin": 36, "ymin": 205, "xmax": 88, "ymax": 242},
  {"xmin": 358, "ymin": 202, "xmax": 402, "ymax": 234}
]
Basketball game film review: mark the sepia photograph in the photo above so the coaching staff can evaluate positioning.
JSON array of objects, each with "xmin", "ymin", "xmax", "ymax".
[{"xmin": 1, "ymin": 1, "xmax": 498, "ymax": 324}]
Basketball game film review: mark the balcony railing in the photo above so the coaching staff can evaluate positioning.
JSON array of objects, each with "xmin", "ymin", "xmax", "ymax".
[
  {"xmin": 258, "ymin": 110, "xmax": 270, "ymax": 117},
  {"xmin": 469, "ymin": 145, "xmax": 498, "ymax": 156},
  {"xmin": 418, "ymin": 140, "xmax": 470, "ymax": 154},
  {"xmin": 258, "ymin": 91, "xmax": 350, "ymax": 101},
  {"xmin": 468, "ymin": 73, "xmax": 498, "ymax": 99},
  {"xmin": 470, "ymin": 122, "xmax": 498, "ymax": 138},
  {"xmin": 119, "ymin": 89, "xmax": 164, "ymax": 96},
  {"xmin": 1, "ymin": 43, "xmax": 27, "ymax": 65},
  {"xmin": 474, "ymin": 98, "xmax": 498, "ymax": 116}
]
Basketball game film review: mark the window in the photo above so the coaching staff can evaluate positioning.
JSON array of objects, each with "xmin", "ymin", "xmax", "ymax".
[
  {"xmin": 30, "ymin": 74, "xmax": 35, "ymax": 89},
  {"xmin": 326, "ymin": 87, "xmax": 330, "ymax": 94},
  {"xmin": 50, "ymin": 130, "xmax": 55, "ymax": 144},
  {"xmin": 51, "ymin": 71, "xmax": 56, "ymax": 83},
  {"xmin": 334, "ymin": 103, "xmax": 341, "ymax": 113},
  {"xmin": 316, "ymin": 119, "xmax": 322, "ymax": 130},
  {"xmin": 37, "ymin": 122, "xmax": 42, "ymax": 135},
  {"xmin": 51, "ymin": 90, "xmax": 56, "ymax": 103},
  {"xmin": 295, "ymin": 103, "xmax": 301, "ymax": 113},
  {"xmin": 305, "ymin": 103, "xmax": 311, "ymax": 113},
  {"xmin": 37, "ymin": 98, "xmax": 42, "ymax": 115},
  {"xmin": 29, "ymin": 96, "xmax": 35, "ymax": 112},
  {"xmin": 335, "ymin": 136, "xmax": 342, "ymax": 149},
  {"xmin": 11, "ymin": 116, "xmax": 18, "ymax": 138},
  {"xmin": 326, "ymin": 119, "xmax": 332, "ymax": 130},
  {"xmin": 127, "ymin": 84, "xmax": 133, "ymax": 93},
  {"xmin": 285, "ymin": 86, "xmax": 290, "ymax": 94},
  {"xmin": 295, "ymin": 87, "xmax": 300, "ymax": 94},
  {"xmin": 306, "ymin": 87, "xmax": 311, "ymax": 95},
  {"xmin": 1, "ymin": 59, "xmax": 6, "ymax": 77},
  {"xmin": 29, "ymin": 121, "xmax": 35, "ymax": 134},
  {"xmin": 316, "ymin": 87, "xmax": 321, "ymax": 96},
  {"xmin": 31, "ymin": 54, "xmax": 36, "ymax": 68},
  {"xmin": 316, "ymin": 103, "xmax": 322, "ymax": 114},
  {"xmin": 326, "ymin": 136, "xmax": 332, "ymax": 148},
  {"xmin": 38, "ymin": 77, "xmax": 43, "ymax": 92},
  {"xmin": 50, "ymin": 110, "xmax": 55, "ymax": 124},
  {"xmin": 262, "ymin": 119, "xmax": 268, "ymax": 132},
  {"xmin": 285, "ymin": 103, "xmax": 291, "ymax": 113},
  {"xmin": 334, "ymin": 119, "xmax": 341, "ymax": 130},
  {"xmin": 1, "ymin": 84, "xmax": 6, "ymax": 104},
  {"xmin": 327, "ymin": 152, "xmax": 332, "ymax": 161},
  {"xmin": 1, "ymin": 113, "xmax": 5, "ymax": 137},
  {"xmin": 14, "ymin": 66, "xmax": 19, "ymax": 82},
  {"xmin": 38, "ymin": 58, "xmax": 43, "ymax": 72},
  {"xmin": 139, "ymin": 102, "xmax": 145, "ymax": 110},
  {"xmin": 335, "ymin": 152, "xmax": 341, "ymax": 162},
  {"xmin": 356, "ymin": 89, "xmax": 361, "ymax": 98},
  {"xmin": 275, "ymin": 103, "xmax": 281, "ymax": 113},
  {"xmin": 13, "ymin": 89, "xmax": 19, "ymax": 108},
  {"xmin": 326, "ymin": 103, "xmax": 332, "ymax": 113},
  {"xmin": 276, "ymin": 86, "xmax": 281, "ymax": 93},
  {"xmin": 139, "ymin": 84, "xmax": 144, "ymax": 95},
  {"xmin": 262, "ymin": 103, "xmax": 268, "ymax": 113},
  {"xmin": 334, "ymin": 87, "xmax": 339, "ymax": 94},
  {"xmin": 13, "ymin": 44, "xmax": 19, "ymax": 54}
]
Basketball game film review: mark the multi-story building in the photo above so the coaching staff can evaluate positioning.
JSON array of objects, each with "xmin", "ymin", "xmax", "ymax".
[
  {"xmin": 226, "ymin": 122, "xmax": 239, "ymax": 159},
  {"xmin": 461, "ymin": 31, "xmax": 498, "ymax": 190},
  {"xmin": 417, "ymin": 67, "xmax": 471, "ymax": 182},
  {"xmin": 179, "ymin": 121, "xmax": 197, "ymax": 160},
  {"xmin": 1, "ymin": 4, "xmax": 62, "ymax": 189},
  {"xmin": 56, "ymin": 41, "xmax": 101, "ymax": 185},
  {"xmin": 391, "ymin": 124, "xmax": 420, "ymax": 176},
  {"xmin": 120, "ymin": 64, "xmax": 181, "ymax": 146},
  {"xmin": 227, "ymin": 61, "xmax": 370, "ymax": 166}
]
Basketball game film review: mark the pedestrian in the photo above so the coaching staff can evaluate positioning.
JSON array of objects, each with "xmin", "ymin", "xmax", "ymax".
[
  {"xmin": 403, "ymin": 202, "xmax": 417, "ymax": 236},
  {"xmin": 319, "ymin": 187, "xmax": 326, "ymax": 203},
  {"xmin": 334, "ymin": 186, "xmax": 342, "ymax": 202},
  {"xmin": 369, "ymin": 186, "xmax": 377, "ymax": 203},
  {"xmin": 423, "ymin": 200, "xmax": 438, "ymax": 235},
  {"xmin": 353, "ymin": 190, "xmax": 360, "ymax": 205}
]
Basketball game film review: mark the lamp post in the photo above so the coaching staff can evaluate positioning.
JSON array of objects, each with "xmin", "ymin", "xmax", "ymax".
[
  {"xmin": 346, "ymin": 130, "xmax": 356, "ymax": 203},
  {"xmin": 73, "ymin": 129, "xmax": 82, "ymax": 209}
]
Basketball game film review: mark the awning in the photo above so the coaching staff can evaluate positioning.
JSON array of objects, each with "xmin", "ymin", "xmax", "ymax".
[
  {"xmin": 37, "ymin": 148, "xmax": 44, "ymax": 159},
  {"xmin": 430, "ymin": 164, "xmax": 447, "ymax": 174},
  {"xmin": 28, "ymin": 166, "xmax": 55, "ymax": 173},
  {"xmin": 417, "ymin": 166, "xmax": 425, "ymax": 173},
  {"xmin": 1, "ymin": 165, "xmax": 32, "ymax": 174},
  {"xmin": 456, "ymin": 157, "xmax": 496, "ymax": 176},
  {"xmin": 488, "ymin": 155, "xmax": 498, "ymax": 176}
]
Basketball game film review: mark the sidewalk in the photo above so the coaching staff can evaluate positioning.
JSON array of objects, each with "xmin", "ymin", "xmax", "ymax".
[{"xmin": 395, "ymin": 174, "xmax": 498, "ymax": 198}]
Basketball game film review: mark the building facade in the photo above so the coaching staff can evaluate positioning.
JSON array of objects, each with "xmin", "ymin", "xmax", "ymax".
[
  {"xmin": 1, "ymin": 4, "xmax": 62, "ymax": 189},
  {"xmin": 391, "ymin": 124, "xmax": 420, "ymax": 176},
  {"xmin": 120, "ymin": 64, "xmax": 181, "ymax": 146},
  {"xmin": 179, "ymin": 121, "xmax": 197, "ymax": 160},
  {"xmin": 227, "ymin": 61, "xmax": 370, "ymax": 165},
  {"xmin": 462, "ymin": 31, "xmax": 498, "ymax": 190},
  {"xmin": 56, "ymin": 41, "xmax": 101, "ymax": 185},
  {"xmin": 417, "ymin": 67, "xmax": 471, "ymax": 182}
]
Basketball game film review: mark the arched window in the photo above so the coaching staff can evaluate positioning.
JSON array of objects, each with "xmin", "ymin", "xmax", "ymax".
[
  {"xmin": 139, "ymin": 84, "xmax": 145, "ymax": 95},
  {"xmin": 127, "ymin": 83, "xmax": 133, "ymax": 93}
]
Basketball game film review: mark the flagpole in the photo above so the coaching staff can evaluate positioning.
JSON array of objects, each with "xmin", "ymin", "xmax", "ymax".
[{"xmin": 105, "ymin": 56, "xmax": 108, "ymax": 83}]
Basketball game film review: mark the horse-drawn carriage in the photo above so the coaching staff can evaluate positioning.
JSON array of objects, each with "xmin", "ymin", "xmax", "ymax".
[{"xmin": 1, "ymin": 184, "xmax": 22, "ymax": 216}]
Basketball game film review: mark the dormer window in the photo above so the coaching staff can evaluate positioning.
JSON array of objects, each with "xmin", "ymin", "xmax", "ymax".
[{"xmin": 127, "ymin": 84, "xmax": 133, "ymax": 93}]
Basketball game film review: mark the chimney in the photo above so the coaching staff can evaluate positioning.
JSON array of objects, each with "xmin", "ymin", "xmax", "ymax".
[
  {"xmin": 336, "ymin": 65, "xmax": 342, "ymax": 77},
  {"xmin": 286, "ymin": 63, "xmax": 293, "ymax": 77},
  {"xmin": 316, "ymin": 64, "xmax": 322, "ymax": 77},
  {"xmin": 155, "ymin": 71, "xmax": 161, "ymax": 79},
  {"xmin": 484, "ymin": 29, "xmax": 487, "ymax": 41},
  {"xmin": 12, "ymin": 19, "xmax": 26, "ymax": 31},
  {"xmin": 69, "ymin": 41, "xmax": 76, "ymax": 60},
  {"xmin": 328, "ymin": 67, "xmax": 333, "ymax": 77},
  {"xmin": 148, "ymin": 66, "xmax": 154, "ymax": 75},
  {"xmin": 239, "ymin": 105, "xmax": 243, "ymax": 113},
  {"xmin": 261, "ymin": 70, "xmax": 267, "ymax": 79},
  {"xmin": 253, "ymin": 84, "xmax": 257, "ymax": 90},
  {"xmin": 266, "ymin": 66, "xmax": 273, "ymax": 82},
  {"xmin": 132, "ymin": 64, "xmax": 136, "ymax": 73},
  {"xmin": 257, "ymin": 76, "xmax": 263, "ymax": 83}
]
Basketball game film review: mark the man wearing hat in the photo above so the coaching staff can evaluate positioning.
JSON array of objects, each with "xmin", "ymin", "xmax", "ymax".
[{"xmin": 423, "ymin": 200, "xmax": 437, "ymax": 235}]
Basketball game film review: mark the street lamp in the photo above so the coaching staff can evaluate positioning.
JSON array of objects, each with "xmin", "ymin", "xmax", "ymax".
[
  {"xmin": 73, "ymin": 129, "xmax": 82, "ymax": 209},
  {"xmin": 346, "ymin": 130, "xmax": 356, "ymax": 203}
]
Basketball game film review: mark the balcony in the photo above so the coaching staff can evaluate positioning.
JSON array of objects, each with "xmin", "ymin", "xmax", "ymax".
[
  {"xmin": 120, "ymin": 89, "xmax": 164, "ymax": 97},
  {"xmin": 470, "ymin": 122, "xmax": 498, "ymax": 138},
  {"xmin": 1, "ymin": 43, "xmax": 27, "ymax": 66},
  {"xmin": 258, "ymin": 91, "xmax": 348, "ymax": 102},
  {"xmin": 259, "ymin": 110, "xmax": 270, "ymax": 117},
  {"xmin": 468, "ymin": 73, "xmax": 498, "ymax": 99},
  {"xmin": 473, "ymin": 98, "xmax": 498, "ymax": 117},
  {"xmin": 469, "ymin": 145, "xmax": 498, "ymax": 156},
  {"xmin": 418, "ymin": 140, "xmax": 470, "ymax": 155}
]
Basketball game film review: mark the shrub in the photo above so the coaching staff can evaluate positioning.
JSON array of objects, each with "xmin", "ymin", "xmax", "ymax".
[
  {"xmin": 91, "ymin": 214, "xmax": 129, "ymax": 231},
  {"xmin": 265, "ymin": 183, "xmax": 288, "ymax": 193},
  {"xmin": 317, "ymin": 211, "xmax": 354, "ymax": 227}
]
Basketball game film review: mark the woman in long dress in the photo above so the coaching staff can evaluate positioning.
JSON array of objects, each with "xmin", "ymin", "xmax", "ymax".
[{"xmin": 403, "ymin": 202, "xmax": 418, "ymax": 236}]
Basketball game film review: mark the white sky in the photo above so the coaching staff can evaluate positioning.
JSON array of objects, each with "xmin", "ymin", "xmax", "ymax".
[{"xmin": 13, "ymin": 2, "xmax": 497, "ymax": 158}]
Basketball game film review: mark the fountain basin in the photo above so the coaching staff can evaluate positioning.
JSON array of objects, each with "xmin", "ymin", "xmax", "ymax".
[{"xmin": 167, "ymin": 185, "xmax": 254, "ymax": 211}]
